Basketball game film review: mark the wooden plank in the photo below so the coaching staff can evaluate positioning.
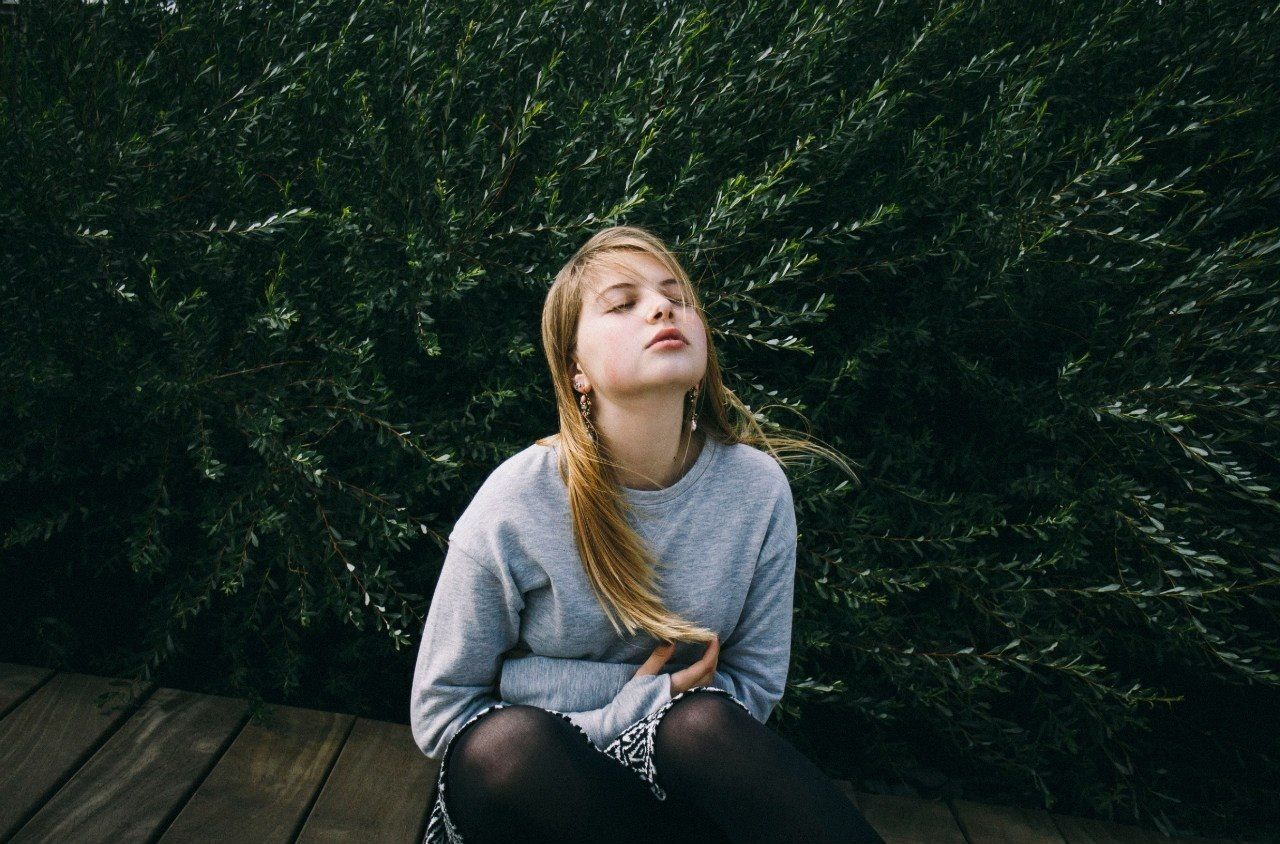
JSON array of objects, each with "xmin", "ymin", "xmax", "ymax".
[
  {"xmin": 0, "ymin": 663, "xmax": 55, "ymax": 716},
  {"xmin": 1054, "ymin": 813, "xmax": 1170, "ymax": 842},
  {"xmin": 1057, "ymin": 812, "xmax": 1247, "ymax": 843},
  {"xmin": 158, "ymin": 704, "xmax": 354, "ymax": 842},
  {"xmin": 846, "ymin": 791, "xmax": 969, "ymax": 844},
  {"xmin": 951, "ymin": 798, "xmax": 1066, "ymax": 843},
  {"xmin": 10, "ymin": 687, "xmax": 249, "ymax": 843},
  {"xmin": 296, "ymin": 718, "xmax": 439, "ymax": 844},
  {"xmin": 0, "ymin": 671, "xmax": 151, "ymax": 840}
]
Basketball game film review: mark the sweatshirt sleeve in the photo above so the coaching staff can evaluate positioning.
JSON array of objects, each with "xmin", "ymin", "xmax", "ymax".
[
  {"xmin": 712, "ymin": 479, "xmax": 797, "ymax": 724},
  {"xmin": 410, "ymin": 540, "xmax": 672, "ymax": 760}
]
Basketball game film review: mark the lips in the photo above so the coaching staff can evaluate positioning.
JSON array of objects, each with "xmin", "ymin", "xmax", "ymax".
[{"xmin": 647, "ymin": 328, "xmax": 687, "ymax": 347}]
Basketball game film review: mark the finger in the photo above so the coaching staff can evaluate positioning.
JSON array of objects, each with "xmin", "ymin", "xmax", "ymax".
[
  {"xmin": 643, "ymin": 644, "xmax": 673, "ymax": 671},
  {"xmin": 636, "ymin": 642, "xmax": 675, "ymax": 675},
  {"xmin": 698, "ymin": 636, "xmax": 719, "ymax": 666}
]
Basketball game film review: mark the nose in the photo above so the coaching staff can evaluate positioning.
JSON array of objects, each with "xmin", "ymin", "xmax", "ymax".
[{"xmin": 648, "ymin": 292, "xmax": 675, "ymax": 322}]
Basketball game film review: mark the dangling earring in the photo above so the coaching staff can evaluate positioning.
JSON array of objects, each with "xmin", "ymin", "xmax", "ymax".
[
  {"xmin": 575, "ymin": 377, "xmax": 598, "ymax": 442},
  {"xmin": 687, "ymin": 384, "xmax": 699, "ymax": 431}
]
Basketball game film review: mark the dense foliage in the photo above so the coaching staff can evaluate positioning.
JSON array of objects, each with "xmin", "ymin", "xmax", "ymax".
[{"xmin": 2, "ymin": 0, "xmax": 1277, "ymax": 838}]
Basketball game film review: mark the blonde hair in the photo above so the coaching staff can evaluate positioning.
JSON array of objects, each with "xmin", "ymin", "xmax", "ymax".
[{"xmin": 537, "ymin": 225, "xmax": 859, "ymax": 645}]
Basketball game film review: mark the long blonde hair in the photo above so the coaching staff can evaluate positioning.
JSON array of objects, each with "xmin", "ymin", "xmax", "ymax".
[{"xmin": 537, "ymin": 225, "xmax": 860, "ymax": 645}]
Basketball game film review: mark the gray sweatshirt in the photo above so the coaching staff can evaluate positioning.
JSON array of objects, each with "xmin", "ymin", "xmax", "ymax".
[{"xmin": 409, "ymin": 433, "xmax": 797, "ymax": 760}]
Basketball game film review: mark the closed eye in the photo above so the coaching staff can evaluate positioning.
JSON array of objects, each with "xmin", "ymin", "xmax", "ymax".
[{"xmin": 609, "ymin": 297, "xmax": 686, "ymax": 313}]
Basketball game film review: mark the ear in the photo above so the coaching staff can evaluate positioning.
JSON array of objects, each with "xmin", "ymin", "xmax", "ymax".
[{"xmin": 569, "ymin": 361, "xmax": 589, "ymax": 392}]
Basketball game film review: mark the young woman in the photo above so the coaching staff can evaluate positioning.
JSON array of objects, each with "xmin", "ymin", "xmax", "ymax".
[{"xmin": 411, "ymin": 226, "xmax": 884, "ymax": 843}]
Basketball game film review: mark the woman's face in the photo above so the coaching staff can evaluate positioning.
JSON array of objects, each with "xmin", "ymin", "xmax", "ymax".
[{"xmin": 572, "ymin": 253, "xmax": 708, "ymax": 400}]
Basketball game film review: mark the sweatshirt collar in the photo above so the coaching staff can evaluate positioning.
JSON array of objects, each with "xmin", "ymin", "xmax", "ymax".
[{"xmin": 620, "ymin": 434, "xmax": 720, "ymax": 509}]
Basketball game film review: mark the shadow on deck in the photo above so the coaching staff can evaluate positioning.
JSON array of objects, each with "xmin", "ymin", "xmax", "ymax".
[{"xmin": 0, "ymin": 664, "xmax": 1247, "ymax": 842}]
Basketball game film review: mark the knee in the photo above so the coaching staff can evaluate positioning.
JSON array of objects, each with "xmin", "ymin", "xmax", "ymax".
[
  {"xmin": 659, "ymin": 690, "xmax": 754, "ymax": 758},
  {"xmin": 447, "ymin": 705, "xmax": 568, "ymax": 795}
]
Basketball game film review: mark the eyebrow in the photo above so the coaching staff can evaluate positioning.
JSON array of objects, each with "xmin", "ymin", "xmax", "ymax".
[{"xmin": 596, "ymin": 277, "xmax": 682, "ymax": 300}]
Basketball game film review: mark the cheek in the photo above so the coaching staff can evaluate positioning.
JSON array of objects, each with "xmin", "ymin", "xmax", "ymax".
[
  {"xmin": 692, "ymin": 330, "xmax": 711, "ymax": 374},
  {"xmin": 687, "ymin": 321, "xmax": 709, "ymax": 355},
  {"xmin": 600, "ymin": 355, "xmax": 628, "ymax": 385},
  {"xmin": 579, "ymin": 324, "xmax": 628, "ymax": 384}
]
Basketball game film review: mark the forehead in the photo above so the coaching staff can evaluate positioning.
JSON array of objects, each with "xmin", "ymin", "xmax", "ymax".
[{"xmin": 588, "ymin": 253, "xmax": 682, "ymax": 298}]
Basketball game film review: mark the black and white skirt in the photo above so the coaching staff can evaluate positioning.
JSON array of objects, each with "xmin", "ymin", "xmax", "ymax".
[{"xmin": 423, "ymin": 685, "xmax": 751, "ymax": 844}]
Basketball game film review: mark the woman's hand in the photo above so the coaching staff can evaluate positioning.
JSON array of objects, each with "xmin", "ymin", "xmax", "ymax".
[{"xmin": 633, "ymin": 635, "xmax": 719, "ymax": 695}]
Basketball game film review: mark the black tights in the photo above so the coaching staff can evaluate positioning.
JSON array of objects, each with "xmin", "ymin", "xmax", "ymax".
[{"xmin": 443, "ymin": 690, "xmax": 886, "ymax": 843}]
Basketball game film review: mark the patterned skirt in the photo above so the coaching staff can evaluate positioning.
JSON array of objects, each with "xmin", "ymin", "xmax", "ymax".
[{"xmin": 423, "ymin": 685, "xmax": 750, "ymax": 844}]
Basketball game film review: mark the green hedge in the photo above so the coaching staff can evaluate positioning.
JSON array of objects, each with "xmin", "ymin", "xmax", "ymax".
[{"xmin": 2, "ymin": 1, "xmax": 1277, "ymax": 838}]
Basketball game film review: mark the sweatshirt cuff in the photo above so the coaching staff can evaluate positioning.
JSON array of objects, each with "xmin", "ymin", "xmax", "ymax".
[{"xmin": 568, "ymin": 671, "xmax": 672, "ymax": 749}]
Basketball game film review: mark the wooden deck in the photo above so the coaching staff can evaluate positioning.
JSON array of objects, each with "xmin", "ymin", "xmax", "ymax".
[{"xmin": 0, "ymin": 662, "xmax": 1248, "ymax": 843}]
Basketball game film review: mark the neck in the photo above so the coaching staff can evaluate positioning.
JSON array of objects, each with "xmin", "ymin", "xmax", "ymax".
[{"xmin": 591, "ymin": 388, "xmax": 703, "ymax": 490}]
